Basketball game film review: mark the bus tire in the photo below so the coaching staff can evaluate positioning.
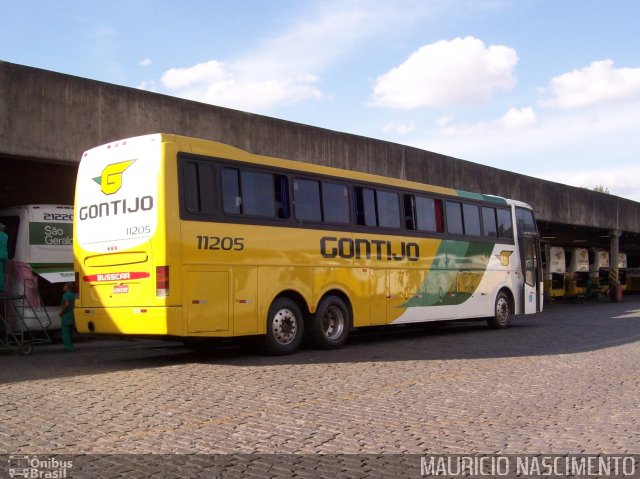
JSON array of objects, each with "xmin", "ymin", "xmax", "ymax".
[
  {"xmin": 488, "ymin": 290, "xmax": 511, "ymax": 329},
  {"xmin": 19, "ymin": 341, "xmax": 33, "ymax": 356},
  {"xmin": 307, "ymin": 295, "xmax": 350, "ymax": 349},
  {"xmin": 262, "ymin": 297, "xmax": 304, "ymax": 355}
]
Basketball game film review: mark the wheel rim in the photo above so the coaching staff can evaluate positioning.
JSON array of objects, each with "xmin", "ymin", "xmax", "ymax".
[
  {"xmin": 496, "ymin": 297, "xmax": 510, "ymax": 323},
  {"xmin": 321, "ymin": 305, "xmax": 345, "ymax": 340},
  {"xmin": 272, "ymin": 308, "xmax": 298, "ymax": 345}
]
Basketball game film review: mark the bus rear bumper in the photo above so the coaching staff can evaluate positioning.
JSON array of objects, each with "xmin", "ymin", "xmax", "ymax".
[{"xmin": 75, "ymin": 306, "xmax": 183, "ymax": 336}]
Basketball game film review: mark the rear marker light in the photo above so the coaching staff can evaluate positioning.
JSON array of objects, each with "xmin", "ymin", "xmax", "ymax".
[{"xmin": 156, "ymin": 266, "xmax": 169, "ymax": 297}]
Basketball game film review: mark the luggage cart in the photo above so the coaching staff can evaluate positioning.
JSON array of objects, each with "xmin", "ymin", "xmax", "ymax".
[{"xmin": 0, "ymin": 291, "xmax": 52, "ymax": 355}]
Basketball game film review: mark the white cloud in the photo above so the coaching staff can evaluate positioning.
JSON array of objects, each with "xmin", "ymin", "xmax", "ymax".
[
  {"xmin": 157, "ymin": 1, "xmax": 413, "ymax": 112},
  {"xmin": 539, "ymin": 164, "xmax": 640, "ymax": 202},
  {"xmin": 370, "ymin": 36, "xmax": 518, "ymax": 109},
  {"xmin": 436, "ymin": 116, "xmax": 453, "ymax": 127},
  {"xmin": 540, "ymin": 60, "xmax": 640, "ymax": 109},
  {"xmin": 408, "ymin": 103, "xmax": 640, "ymax": 200},
  {"xmin": 162, "ymin": 61, "xmax": 230, "ymax": 91},
  {"xmin": 139, "ymin": 58, "xmax": 152, "ymax": 67},
  {"xmin": 382, "ymin": 121, "xmax": 415, "ymax": 134},
  {"xmin": 497, "ymin": 107, "xmax": 538, "ymax": 130},
  {"xmin": 136, "ymin": 80, "xmax": 156, "ymax": 91},
  {"xmin": 161, "ymin": 61, "xmax": 323, "ymax": 110},
  {"xmin": 434, "ymin": 107, "xmax": 538, "ymax": 141}
]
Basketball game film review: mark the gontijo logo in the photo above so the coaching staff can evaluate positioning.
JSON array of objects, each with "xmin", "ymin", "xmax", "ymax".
[{"xmin": 93, "ymin": 160, "xmax": 136, "ymax": 195}]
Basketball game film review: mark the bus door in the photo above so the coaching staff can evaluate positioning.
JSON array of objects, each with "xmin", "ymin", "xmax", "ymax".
[
  {"xmin": 185, "ymin": 268, "xmax": 230, "ymax": 334},
  {"xmin": 522, "ymin": 235, "xmax": 543, "ymax": 314}
]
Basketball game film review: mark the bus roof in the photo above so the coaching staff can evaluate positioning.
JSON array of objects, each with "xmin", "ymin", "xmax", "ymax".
[{"xmin": 83, "ymin": 133, "xmax": 530, "ymax": 208}]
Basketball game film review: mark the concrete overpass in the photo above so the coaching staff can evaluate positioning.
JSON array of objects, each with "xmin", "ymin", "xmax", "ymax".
[{"xmin": 1, "ymin": 61, "xmax": 639, "ymax": 263}]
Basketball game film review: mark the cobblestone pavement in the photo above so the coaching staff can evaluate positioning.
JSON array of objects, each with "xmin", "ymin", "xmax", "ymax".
[{"xmin": 1, "ymin": 297, "xmax": 640, "ymax": 477}]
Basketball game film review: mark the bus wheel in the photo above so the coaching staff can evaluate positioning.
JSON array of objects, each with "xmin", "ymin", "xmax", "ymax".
[
  {"xmin": 19, "ymin": 341, "xmax": 33, "ymax": 356},
  {"xmin": 262, "ymin": 297, "xmax": 304, "ymax": 355},
  {"xmin": 488, "ymin": 290, "xmax": 511, "ymax": 329},
  {"xmin": 307, "ymin": 295, "xmax": 350, "ymax": 349}
]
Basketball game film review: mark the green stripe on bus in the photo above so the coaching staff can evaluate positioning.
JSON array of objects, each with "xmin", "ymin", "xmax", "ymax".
[{"xmin": 401, "ymin": 240, "xmax": 495, "ymax": 308}]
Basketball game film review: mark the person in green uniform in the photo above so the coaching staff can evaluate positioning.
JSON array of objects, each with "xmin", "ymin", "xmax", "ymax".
[
  {"xmin": 0, "ymin": 223, "xmax": 8, "ymax": 293},
  {"xmin": 59, "ymin": 282, "xmax": 76, "ymax": 352}
]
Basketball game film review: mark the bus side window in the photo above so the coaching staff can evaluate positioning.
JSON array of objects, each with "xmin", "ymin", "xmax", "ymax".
[
  {"xmin": 482, "ymin": 207, "xmax": 498, "ymax": 237},
  {"xmin": 406, "ymin": 195, "xmax": 444, "ymax": 233},
  {"xmin": 274, "ymin": 174, "xmax": 290, "ymax": 219},
  {"xmin": 377, "ymin": 190, "xmax": 400, "ymax": 229},
  {"xmin": 241, "ymin": 170, "xmax": 276, "ymax": 217},
  {"xmin": 183, "ymin": 162, "xmax": 200, "ymax": 213},
  {"xmin": 183, "ymin": 161, "xmax": 216, "ymax": 214},
  {"xmin": 222, "ymin": 168, "xmax": 241, "ymax": 215},
  {"xmin": 445, "ymin": 201, "xmax": 463, "ymax": 235},
  {"xmin": 321, "ymin": 182, "xmax": 350, "ymax": 224},
  {"xmin": 516, "ymin": 208, "xmax": 537, "ymax": 234},
  {"xmin": 223, "ymin": 167, "xmax": 289, "ymax": 219},
  {"xmin": 496, "ymin": 208, "xmax": 513, "ymax": 239},
  {"xmin": 355, "ymin": 188, "xmax": 400, "ymax": 229},
  {"xmin": 355, "ymin": 187, "xmax": 377, "ymax": 227},
  {"xmin": 294, "ymin": 178, "xmax": 322, "ymax": 222},
  {"xmin": 404, "ymin": 195, "xmax": 417, "ymax": 230},
  {"xmin": 462, "ymin": 203, "xmax": 481, "ymax": 236}
]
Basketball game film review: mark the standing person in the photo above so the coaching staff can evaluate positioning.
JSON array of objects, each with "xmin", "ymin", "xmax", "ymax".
[
  {"xmin": 0, "ymin": 223, "xmax": 8, "ymax": 293},
  {"xmin": 59, "ymin": 282, "xmax": 76, "ymax": 352}
]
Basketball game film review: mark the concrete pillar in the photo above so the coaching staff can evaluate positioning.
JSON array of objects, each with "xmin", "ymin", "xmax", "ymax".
[{"xmin": 609, "ymin": 230, "xmax": 621, "ymax": 302}]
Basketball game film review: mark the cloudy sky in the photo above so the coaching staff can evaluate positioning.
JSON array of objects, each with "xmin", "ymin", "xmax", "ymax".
[{"xmin": 2, "ymin": 0, "xmax": 640, "ymax": 200}]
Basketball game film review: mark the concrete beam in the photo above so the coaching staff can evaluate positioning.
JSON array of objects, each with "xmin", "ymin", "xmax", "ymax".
[{"xmin": 2, "ymin": 60, "xmax": 640, "ymax": 235}]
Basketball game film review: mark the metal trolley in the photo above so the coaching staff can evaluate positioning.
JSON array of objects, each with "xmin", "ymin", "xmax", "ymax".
[{"xmin": 0, "ymin": 291, "xmax": 52, "ymax": 355}]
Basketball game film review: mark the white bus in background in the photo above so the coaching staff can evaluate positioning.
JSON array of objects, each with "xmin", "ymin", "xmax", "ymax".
[
  {"xmin": 590, "ymin": 250, "xmax": 610, "ymax": 294},
  {"xmin": 566, "ymin": 247, "xmax": 590, "ymax": 297},
  {"xmin": 618, "ymin": 252, "xmax": 628, "ymax": 291},
  {"xmin": 543, "ymin": 244, "xmax": 566, "ymax": 299},
  {"xmin": 0, "ymin": 205, "xmax": 74, "ymax": 331},
  {"xmin": 626, "ymin": 254, "xmax": 640, "ymax": 292}
]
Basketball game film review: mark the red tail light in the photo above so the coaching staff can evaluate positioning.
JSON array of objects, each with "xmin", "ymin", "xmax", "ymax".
[
  {"xmin": 156, "ymin": 266, "xmax": 169, "ymax": 297},
  {"xmin": 74, "ymin": 272, "xmax": 80, "ymax": 297}
]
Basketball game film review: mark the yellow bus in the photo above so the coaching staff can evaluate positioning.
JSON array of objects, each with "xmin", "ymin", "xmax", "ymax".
[
  {"xmin": 74, "ymin": 134, "xmax": 543, "ymax": 354},
  {"xmin": 566, "ymin": 247, "xmax": 590, "ymax": 297},
  {"xmin": 542, "ymin": 244, "xmax": 566, "ymax": 299}
]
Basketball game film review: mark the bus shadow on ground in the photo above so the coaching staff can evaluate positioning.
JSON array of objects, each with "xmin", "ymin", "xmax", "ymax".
[
  {"xmin": 181, "ymin": 295, "xmax": 640, "ymax": 365},
  {"xmin": 1, "ymin": 296, "xmax": 640, "ymax": 383}
]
